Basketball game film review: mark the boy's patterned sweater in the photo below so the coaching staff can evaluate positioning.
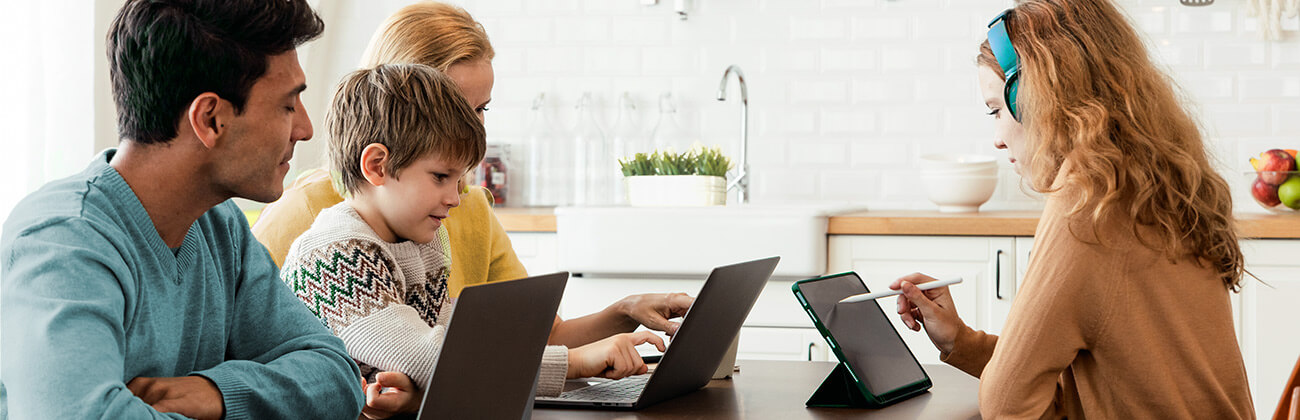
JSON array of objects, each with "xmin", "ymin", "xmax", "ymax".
[{"xmin": 279, "ymin": 203, "xmax": 568, "ymax": 396}]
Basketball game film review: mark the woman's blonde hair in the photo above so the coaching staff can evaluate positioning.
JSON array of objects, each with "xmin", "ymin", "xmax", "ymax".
[
  {"xmin": 360, "ymin": 1, "xmax": 494, "ymax": 71},
  {"xmin": 979, "ymin": 0, "xmax": 1244, "ymax": 290}
]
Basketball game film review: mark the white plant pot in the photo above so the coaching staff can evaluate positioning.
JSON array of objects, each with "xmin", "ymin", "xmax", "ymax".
[{"xmin": 625, "ymin": 175, "xmax": 726, "ymax": 207}]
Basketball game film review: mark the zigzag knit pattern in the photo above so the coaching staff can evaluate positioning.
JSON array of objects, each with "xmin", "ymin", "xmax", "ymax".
[{"xmin": 282, "ymin": 239, "xmax": 404, "ymax": 336}]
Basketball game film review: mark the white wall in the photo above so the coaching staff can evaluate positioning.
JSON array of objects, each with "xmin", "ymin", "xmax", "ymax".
[
  {"xmin": 10, "ymin": 1, "xmax": 1299, "ymax": 215},
  {"xmin": 289, "ymin": 0, "xmax": 1300, "ymax": 212}
]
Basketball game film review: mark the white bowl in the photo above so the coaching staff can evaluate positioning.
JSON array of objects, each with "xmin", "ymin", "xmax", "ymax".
[
  {"xmin": 920, "ymin": 174, "xmax": 998, "ymax": 213},
  {"xmin": 919, "ymin": 153, "xmax": 998, "ymax": 170},
  {"xmin": 921, "ymin": 166, "xmax": 998, "ymax": 177}
]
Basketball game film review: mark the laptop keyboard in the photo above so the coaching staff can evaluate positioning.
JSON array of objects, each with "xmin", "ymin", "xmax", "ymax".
[{"xmin": 553, "ymin": 375, "xmax": 649, "ymax": 402}]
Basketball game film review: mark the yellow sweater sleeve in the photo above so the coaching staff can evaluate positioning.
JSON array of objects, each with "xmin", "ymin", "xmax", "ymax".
[
  {"xmin": 445, "ymin": 187, "xmax": 529, "ymax": 297},
  {"xmin": 251, "ymin": 170, "xmax": 344, "ymax": 267}
]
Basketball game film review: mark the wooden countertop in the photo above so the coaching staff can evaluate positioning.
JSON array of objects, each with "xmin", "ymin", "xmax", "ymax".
[{"xmin": 494, "ymin": 207, "xmax": 1300, "ymax": 239}]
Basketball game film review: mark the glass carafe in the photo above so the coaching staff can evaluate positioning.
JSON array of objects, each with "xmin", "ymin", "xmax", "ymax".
[
  {"xmin": 523, "ymin": 93, "xmax": 569, "ymax": 206},
  {"xmin": 648, "ymin": 92, "xmax": 699, "ymax": 153},
  {"xmin": 571, "ymin": 92, "xmax": 611, "ymax": 206},
  {"xmin": 609, "ymin": 92, "xmax": 645, "ymax": 205}
]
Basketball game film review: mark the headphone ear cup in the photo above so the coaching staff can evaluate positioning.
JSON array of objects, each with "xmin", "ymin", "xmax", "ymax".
[{"xmin": 1004, "ymin": 72, "xmax": 1021, "ymax": 121}]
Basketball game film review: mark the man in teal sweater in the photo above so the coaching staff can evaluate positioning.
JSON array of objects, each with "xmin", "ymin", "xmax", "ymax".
[{"xmin": 0, "ymin": 0, "xmax": 364, "ymax": 418}]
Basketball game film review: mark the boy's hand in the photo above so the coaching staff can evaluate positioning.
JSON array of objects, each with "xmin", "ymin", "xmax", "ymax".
[
  {"xmin": 615, "ymin": 293, "xmax": 694, "ymax": 336},
  {"xmin": 567, "ymin": 331, "xmax": 666, "ymax": 379},
  {"xmin": 361, "ymin": 371, "xmax": 423, "ymax": 419},
  {"xmin": 126, "ymin": 375, "xmax": 224, "ymax": 420}
]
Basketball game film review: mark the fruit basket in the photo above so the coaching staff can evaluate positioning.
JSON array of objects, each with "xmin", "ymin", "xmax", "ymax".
[{"xmin": 1246, "ymin": 149, "xmax": 1300, "ymax": 213}]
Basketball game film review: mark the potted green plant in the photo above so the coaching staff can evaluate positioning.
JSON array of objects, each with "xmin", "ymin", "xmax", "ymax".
[{"xmin": 619, "ymin": 146, "xmax": 733, "ymax": 206}]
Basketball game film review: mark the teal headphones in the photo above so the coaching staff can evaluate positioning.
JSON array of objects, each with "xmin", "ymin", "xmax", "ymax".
[{"xmin": 987, "ymin": 9, "xmax": 1021, "ymax": 121}]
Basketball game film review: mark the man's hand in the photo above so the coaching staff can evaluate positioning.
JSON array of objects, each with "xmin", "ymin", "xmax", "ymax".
[
  {"xmin": 615, "ymin": 293, "xmax": 694, "ymax": 336},
  {"xmin": 567, "ymin": 331, "xmax": 666, "ymax": 379},
  {"xmin": 361, "ymin": 371, "xmax": 423, "ymax": 419},
  {"xmin": 126, "ymin": 376, "xmax": 224, "ymax": 420}
]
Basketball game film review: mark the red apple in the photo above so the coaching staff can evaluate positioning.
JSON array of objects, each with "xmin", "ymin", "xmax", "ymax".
[
  {"xmin": 1253, "ymin": 177, "xmax": 1281, "ymax": 207},
  {"xmin": 1257, "ymin": 149, "xmax": 1297, "ymax": 185}
]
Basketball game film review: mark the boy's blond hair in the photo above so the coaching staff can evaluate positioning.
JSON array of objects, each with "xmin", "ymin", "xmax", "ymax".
[{"xmin": 326, "ymin": 63, "xmax": 486, "ymax": 196}]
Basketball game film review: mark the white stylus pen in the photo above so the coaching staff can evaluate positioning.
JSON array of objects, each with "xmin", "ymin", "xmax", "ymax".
[{"xmin": 837, "ymin": 277, "xmax": 964, "ymax": 304}]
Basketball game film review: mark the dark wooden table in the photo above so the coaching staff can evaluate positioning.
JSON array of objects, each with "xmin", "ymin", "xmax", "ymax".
[{"xmin": 533, "ymin": 360, "xmax": 981, "ymax": 419}]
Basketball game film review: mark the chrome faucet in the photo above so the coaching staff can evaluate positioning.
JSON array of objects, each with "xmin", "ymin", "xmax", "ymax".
[{"xmin": 716, "ymin": 65, "xmax": 749, "ymax": 204}]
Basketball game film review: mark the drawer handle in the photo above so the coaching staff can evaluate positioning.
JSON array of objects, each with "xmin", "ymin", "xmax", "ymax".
[{"xmin": 995, "ymin": 249, "xmax": 1004, "ymax": 300}]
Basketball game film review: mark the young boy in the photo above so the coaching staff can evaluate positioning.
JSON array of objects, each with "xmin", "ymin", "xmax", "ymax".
[{"xmin": 280, "ymin": 64, "xmax": 664, "ymax": 417}]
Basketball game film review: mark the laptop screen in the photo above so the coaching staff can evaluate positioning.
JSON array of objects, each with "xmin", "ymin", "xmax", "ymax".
[{"xmin": 797, "ymin": 273, "xmax": 928, "ymax": 394}]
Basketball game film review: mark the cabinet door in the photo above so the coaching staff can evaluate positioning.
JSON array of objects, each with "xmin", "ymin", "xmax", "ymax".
[
  {"xmin": 505, "ymin": 232, "xmax": 559, "ymax": 277},
  {"xmin": 1239, "ymin": 239, "xmax": 1300, "ymax": 417},
  {"xmin": 826, "ymin": 235, "xmax": 1015, "ymax": 364},
  {"xmin": 737, "ymin": 327, "xmax": 830, "ymax": 362}
]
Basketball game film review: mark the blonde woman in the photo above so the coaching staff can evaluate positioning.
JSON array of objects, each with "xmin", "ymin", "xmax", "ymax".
[
  {"xmin": 891, "ymin": 0, "xmax": 1254, "ymax": 418},
  {"xmin": 252, "ymin": 3, "xmax": 694, "ymax": 418}
]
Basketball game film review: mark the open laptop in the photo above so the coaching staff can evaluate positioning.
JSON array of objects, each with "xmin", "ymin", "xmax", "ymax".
[
  {"xmin": 416, "ymin": 272, "xmax": 568, "ymax": 420},
  {"xmin": 533, "ymin": 256, "xmax": 780, "ymax": 410}
]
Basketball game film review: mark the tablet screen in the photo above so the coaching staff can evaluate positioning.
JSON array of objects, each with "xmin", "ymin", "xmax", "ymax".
[{"xmin": 797, "ymin": 273, "xmax": 927, "ymax": 395}]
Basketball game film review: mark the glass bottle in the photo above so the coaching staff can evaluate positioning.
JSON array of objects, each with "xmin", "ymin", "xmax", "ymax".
[
  {"xmin": 523, "ymin": 93, "xmax": 569, "ymax": 206},
  {"xmin": 571, "ymin": 92, "xmax": 611, "ymax": 206},
  {"xmin": 609, "ymin": 92, "xmax": 644, "ymax": 205},
  {"xmin": 648, "ymin": 92, "xmax": 699, "ymax": 153}
]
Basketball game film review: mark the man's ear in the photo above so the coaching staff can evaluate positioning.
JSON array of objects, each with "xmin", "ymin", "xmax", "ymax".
[
  {"xmin": 359, "ymin": 143, "xmax": 391, "ymax": 187},
  {"xmin": 186, "ymin": 92, "xmax": 228, "ymax": 149}
]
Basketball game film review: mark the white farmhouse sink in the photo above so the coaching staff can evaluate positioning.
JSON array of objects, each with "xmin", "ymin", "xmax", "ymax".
[{"xmin": 554, "ymin": 205, "xmax": 859, "ymax": 278}]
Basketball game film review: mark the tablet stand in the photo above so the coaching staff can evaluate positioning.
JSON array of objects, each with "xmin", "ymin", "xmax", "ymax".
[{"xmin": 805, "ymin": 363, "xmax": 881, "ymax": 408}]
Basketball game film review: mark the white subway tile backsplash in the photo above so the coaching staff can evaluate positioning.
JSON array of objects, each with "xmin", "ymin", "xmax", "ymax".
[
  {"xmin": 851, "ymin": 16, "xmax": 910, "ymax": 40},
  {"xmin": 1205, "ymin": 43, "xmax": 1269, "ymax": 69},
  {"xmin": 755, "ymin": 169, "xmax": 818, "ymax": 199},
  {"xmin": 492, "ymin": 17, "xmax": 554, "ymax": 44},
  {"xmin": 583, "ymin": 47, "xmax": 642, "ymax": 75},
  {"xmin": 880, "ymin": 108, "xmax": 943, "ymax": 135},
  {"xmin": 1174, "ymin": 10, "xmax": 1234, "ymax": 33},
  {"xmin": 759, "ymin": 109, "xmax": 817, "ymax": 135},
  {"xmin": 1153, "ymin": 41, "xmax": 1203, "ymax": 69},
  {"xmin": 612, "ymin": 16, "xmax": 672, "ymax": 45},
  {"xmin": 790, "ymin": 17, "xmax": 849, "ymax": 41},
  {"xmin": 789, "ymin": 80, "xmax": 849, "ymax": 104},
  {"xmin": 821, "ymin": 48, "xmax": 877, "ymax": 71},
  {"xmin": 427, "ymin": 0, "xmax": 1300, "ymax": 211},
  {"xmin": 641, "ymin": 47, "xmax": 698, "ymax": 76},
  {"xmin": 1239, "ymin": 75, "xmax": 1300, "ymax": 100},
  {"xmin": 769, "ymin": 49, "xmax": 818, "ymax": 72},
  {"xmin": 880, "ymin": 46, "xmax": 943, "ymax": 72},
  {"xmin": 821, "ymin": 110, "xmax": 877, "ymax": 134},
  {"xmin": 820, "ymin": 170, "xmax": 882, "ymax": 201},
  {"xmin": 526, "ymin": 46, "xmax": 583, "ymax": 73},
  {"xmin": 1203, "ymin": 105, "xmax": 1273, "ymax": 137},
  {"xmin": 555, "ymin": 17, "xmax": 610, "ymax": 43},
  {"xmin": 1277, "ymin": 106, "xmax": 1300, "ymax": 134},
  {"xmin": 851, "ymin": 142, "xmax": 911, "ymax": 167},
  {"xmin": 789, "ymin": 142, "xmax": 849, "ymax": 166},
  {"xmin": 1175, "ymin": 74, "xmax": 1235, "ymax": 102},
  {"xmin": 913, "ymin": 15, "xmax": 973, "ymax": 40},
  {"xmin": 852, "ymin": 78, "xmax": 915, "ymax": 104}
]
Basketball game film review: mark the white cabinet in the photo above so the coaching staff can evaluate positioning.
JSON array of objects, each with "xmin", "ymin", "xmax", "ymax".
[
  {"xmin": 826, "ymin": 235, "xmax": 1019, "ymax": 364},
  {"xmin": 1239, "ymin": 239, "xmax": 1300, "ymax": 417}
]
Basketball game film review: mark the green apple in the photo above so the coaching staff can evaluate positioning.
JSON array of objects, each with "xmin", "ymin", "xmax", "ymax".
[{"xmin": 1278, "ymin": 176, "xmax": 1300, "ymax": 210}]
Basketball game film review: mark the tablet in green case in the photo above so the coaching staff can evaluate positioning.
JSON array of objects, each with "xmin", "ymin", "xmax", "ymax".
[{"xmin": 791, "ymin": 272, "xmax": 932, "ymax": 408}]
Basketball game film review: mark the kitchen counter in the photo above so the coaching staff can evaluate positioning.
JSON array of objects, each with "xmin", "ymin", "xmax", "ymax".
[{"xmin": 494, "ymin": 207, "xmax": 1300, "ymax": 239}]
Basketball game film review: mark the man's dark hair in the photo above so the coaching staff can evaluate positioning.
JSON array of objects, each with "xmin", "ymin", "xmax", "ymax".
[{"xmin": 107, "ymin": 0, "xmax": 324, "ymax": 144}]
